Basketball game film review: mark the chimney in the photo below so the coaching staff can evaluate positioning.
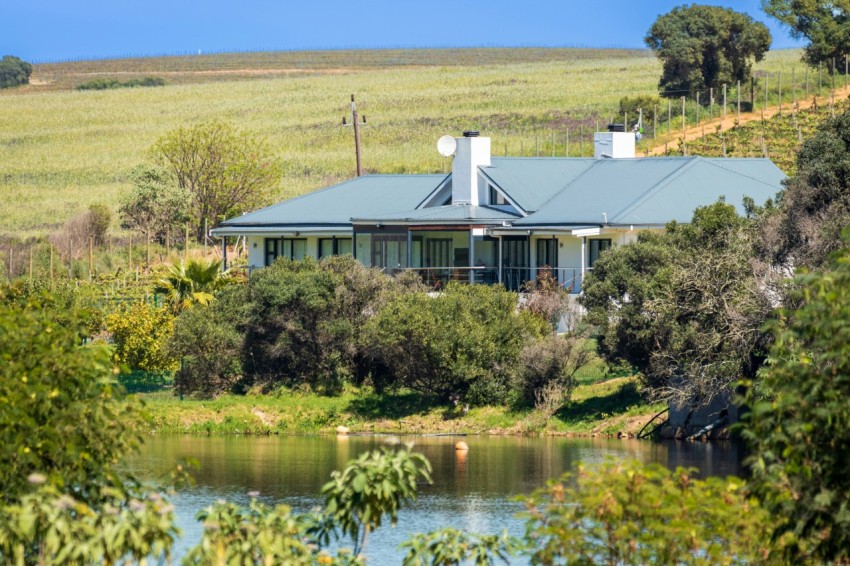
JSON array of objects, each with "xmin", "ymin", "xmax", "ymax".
[
  {"xmin": 594, "ymin": 126, "xmax": 635, "ymax": 159},
  {"xmin": 451, "ymin": 131, "xmax": 490, "ymax": 205}
]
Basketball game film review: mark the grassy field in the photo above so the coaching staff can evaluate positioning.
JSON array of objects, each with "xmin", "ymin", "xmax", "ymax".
[
  {"xmin": 140, "ymin": 377, "xmax": 664, "ymax": 437},
  {"xmin": 0, "ymin": 47, "xmax": 810, "ymax": 239}
]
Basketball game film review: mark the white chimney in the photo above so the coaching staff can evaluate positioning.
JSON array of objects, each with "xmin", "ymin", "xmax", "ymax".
[
  {"xmin": 452, "ymin": 131, "xmax": 490, "ymax": 205},
  {"xmin": 594, "ymin": 131, "xmax": 635, "ymax": 159}
]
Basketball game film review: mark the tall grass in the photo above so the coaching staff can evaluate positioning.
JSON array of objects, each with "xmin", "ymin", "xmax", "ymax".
[{"xmin": 0, "ymin": 48, "xmax": 809, "ymax": 239}]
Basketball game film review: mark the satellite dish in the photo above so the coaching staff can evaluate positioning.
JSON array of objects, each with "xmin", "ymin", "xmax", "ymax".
[{"xmin": 437, "ymin": 135, "xmax": 457, "ymax": 157}]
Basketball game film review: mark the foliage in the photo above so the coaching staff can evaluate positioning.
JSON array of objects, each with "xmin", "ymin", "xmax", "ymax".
[
  {"xmin": 401, "ymin": 528, "xmax": 520, "ymax": 566},
  {"xmin": 741, "ymin": 241, "xmax": 850, "ymax": 562},
  {"xmin": 520, "ymin": 269, "xmax": 571, "ymax": 331},
  {"xmin": 762, "ymin": 0, "xmax": 850, "ymax": 67},
  {"xmin": 318, "ymin": 445, "xmax": 432, "ymax": 557},
  {"xmin": 763, "ymin": 107, "xmax": 850, "ymax": 269},
  {"xmin": 183, "ymin": 499, "xmax": 320, "ymax": 565},
  {"xmin": 151, "ymin": 120, "xmax": 281, "ymax": 240},
  {"xmin": 0, "ymin": 55, "xmax": 32, "ymax": 88},
  {"xmin": 645, "ymin": 5, "xmax": 771, "ymax": 98},
  {"xmin": 241, "ymin": 257, "xmax": 396, "ymax": 394},
  {"xmin": 581, "ymin": 202, "xmax": 776, "ymax": 407},
  {"xmin": 0, "ymin": 484, "xmax": 177, "ymax": 565},
  {"xmin": 86, "ymin": 203, "xmax": 112, "ymax": 246},
  {"xmin": 119, "ymin": 165, "xmax": 190, "ymax": 243},
  {"xmin": 77, "ymin": 76, "xmax": 166, "ymax": 90},
  {"xmin": 364, "ymin": 283, "xmax": 547, "ymax": 405},
  {"xmin": 618, "ymin": 94, "xmax": 663, "ymax": 127},
  {"xmin": 169, "ymin": 284, "xmax": 247, "ymax": 396},
  {"xmin": 519, "ymin": 459, "xmax": 773, "ymax": 565},
  {"xmin": 106, "ymin": 301, "xmax": 178, "ymax": 372},
  {"xmin": 154, "ymin": 258, "xmax": 230, "ymax": 311},
  {"xmin": 512, "ymin": 334, "xmax": 591, "ymax": 409},
  {"xmin": 0, "ymin": 289, "xmax": 181, "ymax": 564}
]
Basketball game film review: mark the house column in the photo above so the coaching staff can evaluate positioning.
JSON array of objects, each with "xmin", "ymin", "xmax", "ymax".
[
  {"xmin": 468, "ymin": 230, "xmax": 475, "ymax": 283},
  {"xmin": 580, "ymin": 236, "xmax": 587, "ymax": 286},
  {"xmin": 352, "ymin": 231, "xmax": 357, "ymax": 260},
  {"xmin": 498, "ymin": 236, "xmax": 503, "ymax": 285},
  {"xmin": 222, "ymin": 237, "xmax": 227, "ymax": 272},
  {"xmin": 407, "ymin": 230, "xmax": 413, "ymax": 269}
]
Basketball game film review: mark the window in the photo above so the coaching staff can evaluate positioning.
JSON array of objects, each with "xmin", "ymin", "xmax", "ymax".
[
  {"xmin": 264, "ymin": 238, "xmax": 279, "ymax": 266},
  {"xmin": 282, "ymin": 238, "xmax": 307, "ymax": 260},
  {"xmin": 319, "ymin": 238, "xmax": 354, "ymax": 258},
  {"xmin": 371, "ymin": 234, "xmax": 408, "ymax": 269},
  {"xmin": 265, "ymin": 238, "xmax": 307, "ymax": 265},
  {"xmin": 488, "ymin": 185, "xmax": 508, "ymax": 205},
  {"xmin": 536, "ymin": 238, "xmax": 558, "ymax": 269},
  {"xmin": 588, "ymin": 239, "xmax": 612, "ymax": 267}
]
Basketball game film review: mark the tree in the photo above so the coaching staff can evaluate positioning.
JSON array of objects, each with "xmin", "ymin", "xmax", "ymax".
[
  {"xmin": 741, "ymin": 241, "xmax": 850, "ymax": 562},
  {"xmin": 761, "ymin": 109, "xmax": 850, "ymax": 270},
  {"xmin": 762, "ymin": 0, "xmax": 850, "ymax": 67},
  {"xmin": 154, "ymin": 258, "xmax": 230, "ymax": 311},
  {"xmin": 581, "ymin": 202, "xmax": 777, "ymax": 408},
  {"xmin": 119, "ymin": 165, "xmax": 189, "ymax": 244},
  {"xmin": 0, "ymin": 55, "xmax": 32, "ymax": 88},
  {"xmin": 151, "ymin": 121, "xmax": 281, "ymax": 241},
  {"xmin": 645, "ymin": 5, "xmax": 771, "ymax": 98}
]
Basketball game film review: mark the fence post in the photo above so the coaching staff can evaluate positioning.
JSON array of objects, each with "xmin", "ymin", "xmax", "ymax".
[
  {"xmin": 89, "ymin": 237, "xmax": 93, "ymax": 281},
  {"xmin": 184, "ymin": 224, "xmax": 189, "ymax": 263}
]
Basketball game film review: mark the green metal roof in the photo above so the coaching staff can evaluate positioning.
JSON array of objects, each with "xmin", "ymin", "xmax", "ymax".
[
  {"xmin": 481, "ymin": 157, "xmax": 596, "ymax": 212},
  {"xmin": 353, "ymin": 204, "xmax": 521, "ymax": 224},
  {"xmin": 511, "ymin": 157, "xmax": 784, "ymax": 227},
  {"xmin": 214, "ymin": 174, "xmax": 446, "ymax": 230}
]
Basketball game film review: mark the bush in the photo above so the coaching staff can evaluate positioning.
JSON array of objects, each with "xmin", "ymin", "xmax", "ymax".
[
  {"xmin": 240, "ymin": 257, "xmax": 396, "ymax": 394},
  {"xmin": 364, "ymin": 283, "xmax": 546, "ymax": 405},
  {"xmin": 86, "ymin": 204, "xmax": 111, "ymax": 246},
  {"xmin": 106, "ymin": 302, "xmax": 178, "ymax": 372},
  {"xmin": 0, "ymin": 55, "xmax": 32, "ymax": 88},
  {"xmin": 520, "ymin": 460, "xmax": 772, "ymax": 564},
  {"xmin": 169, "ymin": 285, "xmax": 247, "ymax": 396},
  {"xmin": 512, "ymin": 334, "xmax": 591, "ymax": 408},
  {"xmin": 77, "ymin": 76, "xmax": 166, "ymax": 90}
]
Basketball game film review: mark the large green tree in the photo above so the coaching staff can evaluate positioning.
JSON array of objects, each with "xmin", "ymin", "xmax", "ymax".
[
  {"xmin": 645, "ymin": 4, "xmax": 771, "ymax": 98},
  {"xmin": 151, "ymin": 121, "xmax": 281, "ymax": 241},
  {"xmin": 119, "ymin": 165, "xmax": 190, "ymax": 244},
  {"xmin": 762, "ymin": 0, "xmax": 850, "ymax": 67},
  {"xmin": 581, "ymin": 202, "xmax": 777, "ymax": 408}
]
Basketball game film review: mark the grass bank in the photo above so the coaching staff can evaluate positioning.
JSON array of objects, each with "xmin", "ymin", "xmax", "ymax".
[{"xmin": 140, "ymin": 376, "xmax": 664, "ymax": 438}]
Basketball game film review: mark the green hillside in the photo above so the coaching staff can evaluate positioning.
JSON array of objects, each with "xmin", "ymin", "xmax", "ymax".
[{"xmin": 0, "ymin": 48, "xmax": 808, "ymax": 238}]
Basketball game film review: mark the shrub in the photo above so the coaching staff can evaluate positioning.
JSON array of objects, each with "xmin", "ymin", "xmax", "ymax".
[
  {"xmin": 240, "ymin": 257, "xmax": 396, "ymax": 394},
  {"xmin": 512, "ymin": 334, "xmax": 591, "ymax": 408},
  {"xmin": 86, "ymin": 203, "xmax": 111, "ymax": 246},
  {"xmin": 106, "ymin": 302, "xmax": 178, "ymax": 372},
  {"xmin": 520, "ymin": 460, "xmax": 772, "ymax": 564},
  {"xmin": 364, "ymin": 283, "xmax": 546, "ymax": 405},
  {"xmin": 77, "ymin": 76, "xmax": 166, "ymax": 90},
  {"xmin": 169, "ymin": 285, "xmax": 247, "ymax": 396},
  {"xmin": 0, "ymin": 55, "xmax": 32, "ymax": 88}
]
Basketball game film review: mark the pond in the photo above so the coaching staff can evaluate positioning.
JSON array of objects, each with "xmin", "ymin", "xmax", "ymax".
[{"xmin": 129, "ymin": 435, "xmax": 744, "ymax": 564}]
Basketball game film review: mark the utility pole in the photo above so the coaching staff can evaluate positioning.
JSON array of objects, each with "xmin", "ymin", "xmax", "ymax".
[{"xmin": 343, "ymin": 94, "xmax": 365, "ymax": 176}]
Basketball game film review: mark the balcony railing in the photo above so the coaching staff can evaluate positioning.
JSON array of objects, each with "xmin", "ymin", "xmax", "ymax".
[{"xmin": 383, "ymin": 266, "xmax": 589, "ymax": 293}]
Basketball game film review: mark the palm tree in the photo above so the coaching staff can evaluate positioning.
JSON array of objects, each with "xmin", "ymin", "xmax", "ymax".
[{"xmin": 155, "ymin": 259, "xmax": 229, "ymax": 310}]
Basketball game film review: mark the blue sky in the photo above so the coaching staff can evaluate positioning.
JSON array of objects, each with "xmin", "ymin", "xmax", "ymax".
[{"xmin": 8, "ymin": 1, "xmax": 802, "ymax": 62}]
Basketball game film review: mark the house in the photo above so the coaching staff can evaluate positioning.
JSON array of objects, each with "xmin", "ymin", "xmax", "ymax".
[{"xmin": 211, "ymin": 130, "xmax": 786, "ymax": 292}]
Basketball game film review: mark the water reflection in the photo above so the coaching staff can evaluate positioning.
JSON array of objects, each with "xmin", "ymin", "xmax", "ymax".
[{"xmin": 128, "ymin": 435, "xmax": 742, "ymax": 564}]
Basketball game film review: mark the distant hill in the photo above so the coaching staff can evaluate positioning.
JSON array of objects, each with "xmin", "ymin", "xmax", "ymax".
[{"xmin": 0, "ymin": 47, "xmax": 810, "ymax": 238}]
